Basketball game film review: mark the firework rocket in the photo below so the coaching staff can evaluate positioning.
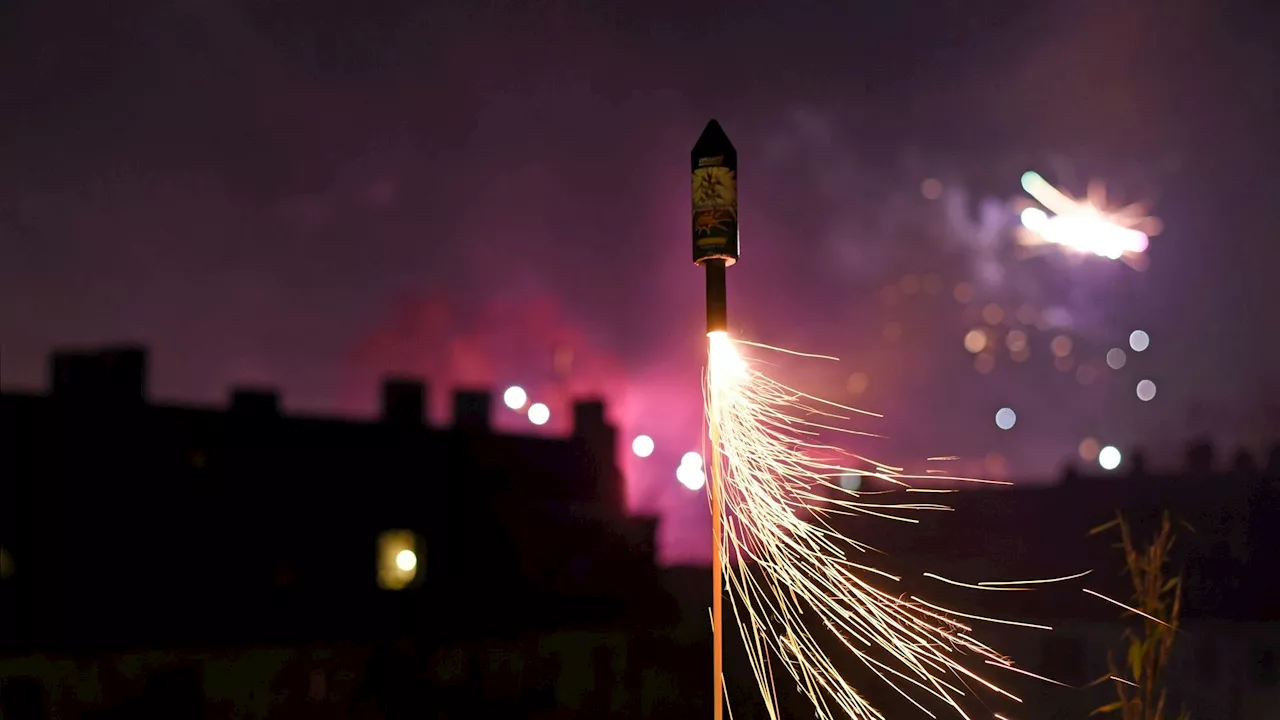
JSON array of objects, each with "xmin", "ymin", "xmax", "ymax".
[
  {"xmin": 693, "ymin": 118, "xmax": 738, "ymax": 720},
  {"xmin": 692, "ymin": 119, "xmax": 739, "ymax": 334}
]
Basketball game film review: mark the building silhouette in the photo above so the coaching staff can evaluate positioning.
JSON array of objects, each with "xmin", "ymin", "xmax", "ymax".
[
  {"xmin": 2, "ymin": 345, "xmax": 1280, "ymax": 718},
  {"xmin": 1, "ymin": 345, "xmax": 710, "ymax": 718}
]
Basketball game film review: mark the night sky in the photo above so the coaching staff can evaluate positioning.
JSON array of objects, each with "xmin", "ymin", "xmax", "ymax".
[{"xmin": 2, "ymin": 0, "xmax": 1277, "ymax": 562}]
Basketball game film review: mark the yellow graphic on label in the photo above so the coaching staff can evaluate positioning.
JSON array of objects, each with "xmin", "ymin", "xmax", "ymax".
[{"xmin": 693, "ymin": 165, "xmax": 737, "ymax": 247}]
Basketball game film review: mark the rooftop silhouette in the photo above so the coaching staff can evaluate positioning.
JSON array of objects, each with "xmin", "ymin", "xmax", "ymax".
[
  {"xmin": 0, "ymin": 344, "xmax": 666, "ymax": 656},
  {"xmin": 3, "ymin": 345, "xmax": 1279, "ymax": 719}
]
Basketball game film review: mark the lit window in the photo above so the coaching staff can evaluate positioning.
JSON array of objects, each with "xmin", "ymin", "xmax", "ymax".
[{"xmin": 377, "ymin": 529, "xmax": 422, "ymax": 590}]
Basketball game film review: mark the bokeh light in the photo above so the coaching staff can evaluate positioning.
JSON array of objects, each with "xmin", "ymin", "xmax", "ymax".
[
  {"xmin": 1078, "ymin": 437, "xmax": 1100, "ymax": 461},
  {"xmin": 502, "ymin": 385, "xmax": 527, "ymax": 410},
  {"xmin": 984, "ymin": 451, "xmax": 1007, "ymax": 478},
  {"xmin": 1050, "ymin": 335, "xmax": 1073, "ymax": 358},
  {"xmin": 1076, "ymin": 365, "xmax": 1097, "ymax": 385},
  {"xmin": 1099, "ymin": 445, "xmax": 1122, "ymax": 470},
  {"xmin": 1005, "ymin": 330, "xmax": 1027, "ymax": 353},
  {"xmin": 1136, "ymin": 379, "xmax": 1157, "ymax": 402},
  {"xmin": 632, "ymin": 434, "xmax": 655, "ymax": 458},
  {"xmin": 1129, "ymin": 330, "xmax": 1150, "ymax": 352},
  {"xmin": 676, "ymin": 462, "xmax": 706, "ymax": 491},
  {"xmin": 845, "ymin": 372, "xmax": 869, "ymax": 396},
  {"xmin": 1106, "ymin": 348, "xmax": 1127, "ymax": 370},
  {"xmin": 963, "ymin": 329, "xmax": 987, "ymax": 354},
  {"xmin": 974, "ymin": 353, "xmax": 995, "ymax": 374},
  {"xmin": 920, "ymin": 178, "xmax": 942, "ymax": 199},
  {"xmin": 994, "ymin": 407, "xmax": 1017, "ymax": 430},
  {"xmin": 527, "ymin": 402, "xmax": 550, "ymax": 425},
  {"xmin": 553, "ymin": 346, "xmax": 574, "ymax": 377},
  {"xmin": 681, "ymin": 451, "xmax": 703, "ymax": 469},
  {"xmin": 838, "ymin": 473, "xmax": 862, "ymax": 491},
  {"xmin": 981, "ymin": 303, "xmax": 1004, "ymax": 325}
]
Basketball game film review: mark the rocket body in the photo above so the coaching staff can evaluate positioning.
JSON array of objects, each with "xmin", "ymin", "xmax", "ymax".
[
  {"xmin": 692, "ymin": 119, "xmax": 738, "ymax": 334},
  {"xmin": 691, "ymin": 119, "xmax": 739, "ymax": 266}
]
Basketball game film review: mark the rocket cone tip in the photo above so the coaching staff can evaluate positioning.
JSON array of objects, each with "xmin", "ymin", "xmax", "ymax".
[{"xmin": 693, "ymin": 119, "xmax": 734, "ymax": 154}]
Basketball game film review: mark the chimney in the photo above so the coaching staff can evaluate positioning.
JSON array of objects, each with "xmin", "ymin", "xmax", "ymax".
[
  {"xmin": 1127, "ymin": 449, "xmax": 1148, "ymax": 477},
  {"xmin": 572, "ymin": 400, "xmax": 607, "ymax": 437},
  {"xmin": 99, "ymin": 347, "xmax": 147, "ymax": 400},
  {"xmin": 230, "ymin": 388, "xmax": 279, "ymax": 416},
  {"xmin": 50, "ymin": 345, "xmax": 147, "ymax": 402},
  {"xmin": 382, "ymin": 379, "xmax": 427, "ymax": 426},
  {"xmin": 572, "ymin": 399, "xmax": 622, "ymax": 514},
  {"xmin": 1185, "ymin": 439, "xmax": 1214, "ymax": 474},
  {"xmin": 1060, "ymin": 463, "xmax": 1080, "ymax": 484},
  {"xmin": 52, "ymin": 353, "xmax": 94, "ymax": 396},
  {"xmin": 1232, "ymin": 447, "xmax": 1258, "ymax": 476},
  {"xmin": 452, "ymin": 390, "xmax": 490, "ymax": 430}
]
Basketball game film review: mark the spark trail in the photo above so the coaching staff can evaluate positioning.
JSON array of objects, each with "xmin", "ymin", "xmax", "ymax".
[{"xmin": 705, "ymin": 332, "xmax": 1044, "ymax": 720}]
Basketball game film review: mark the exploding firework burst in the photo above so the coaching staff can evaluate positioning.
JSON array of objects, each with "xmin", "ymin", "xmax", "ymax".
[
  {"xmin": 704, "ymin": 332, "xmax": 1069, "ymax": 720},
  {"xmin": 1015, "ymin": 171, "xmax": 1162, "ymax": 268}
]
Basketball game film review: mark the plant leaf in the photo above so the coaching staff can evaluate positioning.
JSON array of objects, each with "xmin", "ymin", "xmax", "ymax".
[
  {"xmin": 1129, "ymin": 640, "xmax": 1144, "ymax": 681},
  {"xmin": 1090, "ymin": 701, "xmax": 1125, "ymax": 716},
  {"xmin": 1089, "ymin": 518, "xmax": 1122, "ymax": 536}
]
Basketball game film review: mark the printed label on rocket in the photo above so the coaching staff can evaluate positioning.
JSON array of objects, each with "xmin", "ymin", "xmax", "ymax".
[{"xmin": 692, "ymin": 164, "xmax": 738, "ymax": 260}]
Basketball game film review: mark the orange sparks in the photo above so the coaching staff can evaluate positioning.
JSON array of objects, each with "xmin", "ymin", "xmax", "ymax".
[
  {"xmin": 705, "ymin": 332, "xmax": 1049, "ymax": 719},
  {"xmin": 978, "ymin": 570, "xmax": 1094, "ymax": 587},
  {"xmin": 1083, "ymin": 588, "xmax": 1176, "ymax": 630}
]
